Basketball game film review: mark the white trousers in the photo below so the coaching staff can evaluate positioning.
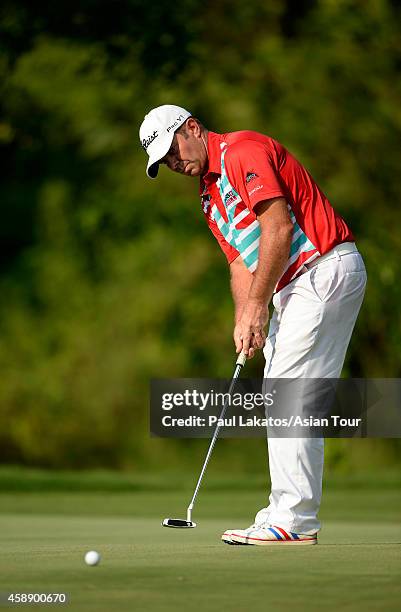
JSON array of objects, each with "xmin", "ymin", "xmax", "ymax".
[{"xmin": 255, "ymin": 244, "xmax": 367, "ymax": 534}]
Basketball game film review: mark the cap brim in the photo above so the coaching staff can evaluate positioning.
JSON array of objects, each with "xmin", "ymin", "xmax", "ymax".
[
  {"xmin": 147, "ymin": 160, "xmax": 160, "ymax": 178},
  {"xmin": 146, "ymin": 134, "xmax": 174, "ymax": 179}
]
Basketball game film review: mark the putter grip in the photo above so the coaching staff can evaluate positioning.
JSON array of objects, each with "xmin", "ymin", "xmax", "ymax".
[{"xmin": 236, "ymin": 350, "xmax": 247, "ymax": 367}]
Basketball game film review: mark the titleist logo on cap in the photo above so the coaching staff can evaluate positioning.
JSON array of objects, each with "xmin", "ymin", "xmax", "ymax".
[{"xmin": 142, "ymin": 130, "xmax": 158, "ymax": 151}]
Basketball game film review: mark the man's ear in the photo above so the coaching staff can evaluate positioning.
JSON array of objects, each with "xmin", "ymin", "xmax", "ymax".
[{"xmin": 186, "ymin": 118, "xmax": 201, "ymax": 137}]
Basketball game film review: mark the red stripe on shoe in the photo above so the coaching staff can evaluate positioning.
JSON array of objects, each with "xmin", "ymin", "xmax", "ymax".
[{"xmin": 274, "ymin": 526, "xmax": 292, "ymax": 541}]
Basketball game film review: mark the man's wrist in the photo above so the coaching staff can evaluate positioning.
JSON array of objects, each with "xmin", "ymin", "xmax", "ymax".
[
  {"xmin": 247, "ymin": 292, "xmax": 271, "ymax": 306},
  {"xmin": 234, "ymin": 305, "xmax": 245, "ymax": 323}
]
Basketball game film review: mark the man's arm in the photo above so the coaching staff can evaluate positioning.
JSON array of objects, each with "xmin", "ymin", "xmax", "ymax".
[
  {"xmin": 236, "ymin": 197, "xmax": 293, "ymax": 357},
  {"xmin": 230, "ymin": 256, "xmax": 254, "ymax": 351},
  {"xmin": 230, "ymin": 257, "xmax": 253, "ymax": 322}
]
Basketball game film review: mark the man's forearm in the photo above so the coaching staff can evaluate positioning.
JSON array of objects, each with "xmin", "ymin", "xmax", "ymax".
[
  {"xmin": 248, "ymin": 226, "xmax": 292, "ymax": 304},
  {"xmin": 230, "ymin": 257, "xmax": 253, "ymax": 322},
  {"xmin": 228, "ymin": 198, "xmax": 293, "ymax": 357},
  {"xmin": 248, "ymin": 199, "xmax": 293, "ymax": 304}
]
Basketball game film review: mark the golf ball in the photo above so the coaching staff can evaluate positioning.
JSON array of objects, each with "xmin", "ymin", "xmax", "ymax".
[{"xmin": 84, "ymin": 550, "xmax": 101, "ymax": 566}]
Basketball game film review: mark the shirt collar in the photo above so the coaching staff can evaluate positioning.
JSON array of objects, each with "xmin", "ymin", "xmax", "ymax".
[{"xmin": 202, "ymin": 131, "xmax": 226, "ymax": 184}]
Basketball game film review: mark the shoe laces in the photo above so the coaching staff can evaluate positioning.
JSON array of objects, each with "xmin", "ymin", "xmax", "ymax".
[{"xmin": 247, "ymin": 522, "xmax": 265, "ymax": 531}]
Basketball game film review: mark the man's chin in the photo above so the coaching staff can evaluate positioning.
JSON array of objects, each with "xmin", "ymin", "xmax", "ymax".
[{"xmin": 187, "ymin": 166, "xmax": 202, "ymax": 177}]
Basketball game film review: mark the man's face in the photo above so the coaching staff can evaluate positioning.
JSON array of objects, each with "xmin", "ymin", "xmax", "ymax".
[{"xmin": 160, "ymin": 120, "xmax": 208, "ymax": 177}]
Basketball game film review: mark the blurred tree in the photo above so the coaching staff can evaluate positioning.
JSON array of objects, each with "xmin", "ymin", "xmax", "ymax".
[{"xmin": 0, "ymin": 0, "xmax": 400, "ymax": 468}]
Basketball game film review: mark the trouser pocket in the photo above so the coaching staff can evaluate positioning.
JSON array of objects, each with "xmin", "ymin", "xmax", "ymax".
[{"xmin": 309, "ymin": 261, "xmax": 338, "ymax": 303}]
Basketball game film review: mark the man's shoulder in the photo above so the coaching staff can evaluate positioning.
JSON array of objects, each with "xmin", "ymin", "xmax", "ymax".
[
  {"xmin": 225, "ymin": 129, "xmax": 269, "ymax": 141},
  {"xmin": 223, "ymin": 131, "xmax": 280, "ymax": 161},
  {"xmin": 225, "ymin": 130, "xmax": 273, "ymax": 147}
]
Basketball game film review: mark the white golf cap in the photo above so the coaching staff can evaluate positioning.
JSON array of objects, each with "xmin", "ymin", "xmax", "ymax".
[{"xmin": 139, "ymin": 105, "xmax": 192, "ymax": 178}]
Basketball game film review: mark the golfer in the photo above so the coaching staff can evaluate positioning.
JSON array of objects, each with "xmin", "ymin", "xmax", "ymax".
[{"xmin": 139, "ymin": 105, "xmax": 367, "ymax": 545}]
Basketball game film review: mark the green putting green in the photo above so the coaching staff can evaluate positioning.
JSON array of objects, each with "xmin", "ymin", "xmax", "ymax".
[
  {"xmin": 0, "ymin": 481, "xmax": 400, "ymax": 611},
  {"xmin": 0, "ymin": 514, "xmax": 400, "ymax": 612}
]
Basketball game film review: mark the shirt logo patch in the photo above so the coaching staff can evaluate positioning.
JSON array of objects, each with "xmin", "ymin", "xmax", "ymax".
[
  {"xmin": 246, "ymin": 172, "xmax": 259, "ymax": 184},
  {"xmin": 248, "ymin": 184, "xmax": 263, "ymax": 196},
  {"xmin": 224, "ymin": 190, "xmax": 237, "ymax": 206}
]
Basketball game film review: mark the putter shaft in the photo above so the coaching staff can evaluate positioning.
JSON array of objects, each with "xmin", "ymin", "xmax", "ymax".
[{"xmin": 186, "ymin": 351, "xmax": 247, "ymax": 523}]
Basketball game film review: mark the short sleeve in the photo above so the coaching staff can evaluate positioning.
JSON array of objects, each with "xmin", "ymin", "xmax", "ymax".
[
  {"xmin": 208, "ymin": 216, "xmax": 240, "ymax": 264},
  {"xmin": 224, "ymin": 140, "xmax": 285, "ymax": 211}
]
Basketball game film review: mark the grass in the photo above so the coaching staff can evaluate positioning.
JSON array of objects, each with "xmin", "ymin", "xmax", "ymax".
[{"xmin": 0, "ymin": 468, "xmax": 400, "ymax": 611}]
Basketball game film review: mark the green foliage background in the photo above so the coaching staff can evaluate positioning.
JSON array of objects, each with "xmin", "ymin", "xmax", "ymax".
[{"xmin": 0, "ymin": 0, "xmax": 400, "ymax": 471}]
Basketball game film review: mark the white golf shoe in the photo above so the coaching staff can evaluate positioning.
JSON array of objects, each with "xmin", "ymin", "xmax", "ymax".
[
  {"xmin": 221, "ymin": 529, "xmax": 243, "ymax": 545},
  {"xmin": 222, "ymin": 524, "xmax": 317, "ymax": 546}
]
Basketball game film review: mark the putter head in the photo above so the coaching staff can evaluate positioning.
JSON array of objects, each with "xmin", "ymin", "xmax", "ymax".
[{"xmin": 162, "ymin": 518, "xmax": 197, "ymax": 528}]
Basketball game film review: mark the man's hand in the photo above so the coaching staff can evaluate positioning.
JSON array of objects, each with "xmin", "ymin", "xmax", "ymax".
[{"xmin": 234, "ymin": 298, "xmax": 269, "ymax": 358}]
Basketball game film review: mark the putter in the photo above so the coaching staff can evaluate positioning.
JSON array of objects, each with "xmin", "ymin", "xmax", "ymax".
[{"xmin": 162, "ymin": 350, "xmax": 247, "ymax": 529}]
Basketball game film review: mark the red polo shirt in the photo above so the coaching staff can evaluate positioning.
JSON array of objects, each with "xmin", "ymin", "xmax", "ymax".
[{"xmin": 200, "ymin": 130, "xmax": 354, "ymax": 291}]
